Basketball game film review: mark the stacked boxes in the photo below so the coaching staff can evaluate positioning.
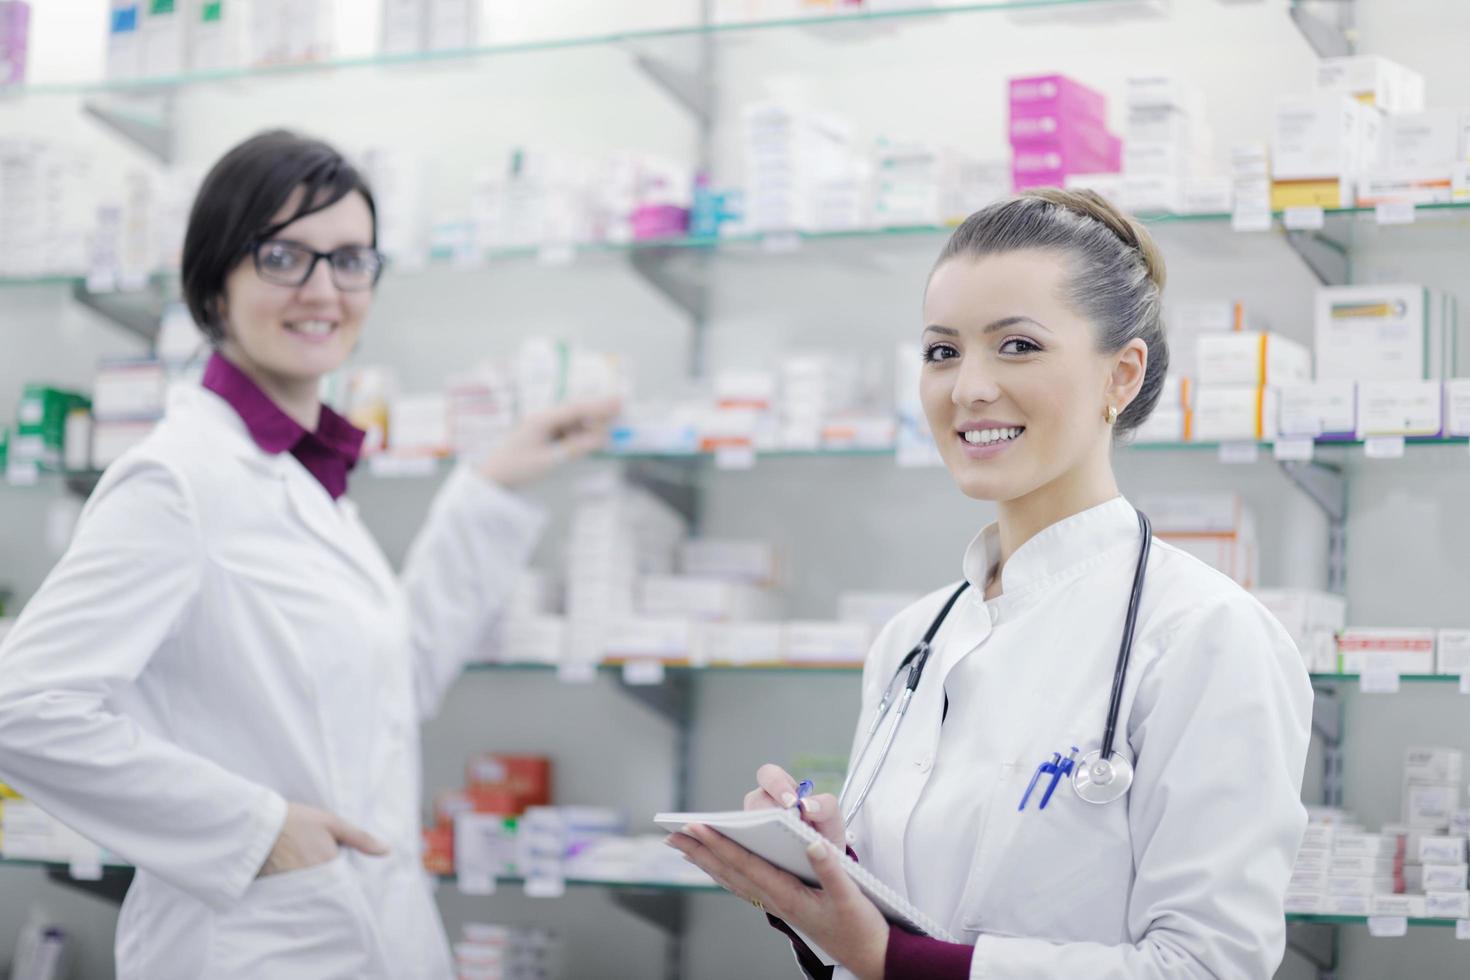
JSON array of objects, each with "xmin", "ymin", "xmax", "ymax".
[
  {"xmin": 1397, "ymin": 748, "xmax": 1469, "ymax": 919},
  {"xmin": 1191, "ymin": 332, "xmax": 1311, "ymax": 442},
  {"xmin": 1252, "ymin": 589, "xmax": 1346, "ymax": 672},
  {"xmin": 742, "ymin": 103, "xmax": 861, "ymax": 232},
  {"xmin": 452, "ymin": 923, "xmax": 561, "ymax": 980},
  {"xmin": 1121, "ymin": 73, "xmax": 1218, "ymax": 213},
  {"xmin": 872, "ymin": 142, "xmax": 1007, "ymax": 227},
  {"xmin": 1136, "ymin": 493, "xmax": 1257, "ymax": 588},
  {"xmin": 1008, "ymin": 74, "xmax": 1121, "ymax": 192},
  {"xmin": 1334, "ymin": 628, "xmax": 1436, "ymax": 675}
]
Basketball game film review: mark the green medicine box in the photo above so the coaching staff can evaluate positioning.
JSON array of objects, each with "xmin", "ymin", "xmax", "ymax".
[{"xmin": 14, "ymin": 385, "xmax": 90, "ymax": 471}]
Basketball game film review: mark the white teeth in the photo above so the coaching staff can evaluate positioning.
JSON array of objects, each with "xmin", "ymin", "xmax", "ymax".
[
  {"xmin": 963, "ymin": 427, "xmax": 1023, "ymax": 445},
  {"xmin": 288, "ymin": 320, "xmax": 335, "ymax": 336}
]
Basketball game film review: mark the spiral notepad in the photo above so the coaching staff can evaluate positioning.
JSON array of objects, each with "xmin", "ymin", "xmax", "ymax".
[{"xmin": 655, "ymin": 808, "xmax": 956, "ymax": 943}]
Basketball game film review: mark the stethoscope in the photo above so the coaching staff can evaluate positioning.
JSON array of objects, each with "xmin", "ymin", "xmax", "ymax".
[{"xmin": 838, "ymin": 509, "xmax": 1153, "ymax": 826}]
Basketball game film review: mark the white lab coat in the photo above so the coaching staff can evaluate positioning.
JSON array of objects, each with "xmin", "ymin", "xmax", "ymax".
[
  {"xmin": 0, "ymin": 383, "xmax": 546, "ymax": 980},
  {"xmin": 825, "ymin": 496, "xmax": 1312, "ymax": 980}
]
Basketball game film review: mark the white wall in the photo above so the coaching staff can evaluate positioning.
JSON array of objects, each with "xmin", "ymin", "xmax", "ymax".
[{"xmin": 2, "ymin": 2, "xmax": 1468, "ymax": 978}]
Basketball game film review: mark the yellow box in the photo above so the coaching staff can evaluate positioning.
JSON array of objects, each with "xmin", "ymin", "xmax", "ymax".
[{"xmin": 1271, "ymin": 178, "xmax": 1353, "ymax": 210}]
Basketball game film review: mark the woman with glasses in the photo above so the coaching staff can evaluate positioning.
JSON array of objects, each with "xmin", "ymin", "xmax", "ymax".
[{"xmin": 0, "ymin": 130, "xmax": 617, "ymax": 980}]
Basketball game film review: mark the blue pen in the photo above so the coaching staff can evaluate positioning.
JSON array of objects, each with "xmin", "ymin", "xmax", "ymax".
[{"xmin": 793, "ymin": 779, "xmax": 815, "ymax": 814}]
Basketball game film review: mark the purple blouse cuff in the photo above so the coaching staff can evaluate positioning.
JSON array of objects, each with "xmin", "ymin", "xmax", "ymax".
[
  {"xmin": 767, "ymin": 914, "xmax": 834, "ymax": 980},
  {"xmin": 884, "ymin": 926, "xmax": 973, "ymax": 980}
]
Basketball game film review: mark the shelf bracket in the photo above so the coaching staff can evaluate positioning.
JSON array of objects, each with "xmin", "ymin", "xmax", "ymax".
[
  {"xmin": 616, "ymin": 669, "xmax": 692, "ymax": 729},
  {"xmin": 628, "ymin": 249, "xmax": 708, "ymax": 322},
  {"xmin": 70, "ymin": 280, "xmax": 165, "ymax": 345},
  {"xmin": 1312, "ymin": 686, "xmax": 1344, "ymax": 809},
  {"xmin": 44, "ymin": 865, "xmax": 133, "ymax": 906},
  {"xmin": 1285, "ymin": 229, "xmax": 1350, "ymax": 287},
  {"xmin": 609, "ymin": 886, "xmax": 687, "ymax": 935},
  {"xmin": 1286, "ymin": 918, "xmax": 1338, "ymax": 980},
  {"xmin": 1279, "ymin": 460, "xmax": 1347, "ymax": 594},
  {"xmin": 1289, "ymin": 0, "xmax": 1355, "ymax": 58},
  {"xmin": 623, "ymin": 458, "xmax": 703, "ymax": 532},
  {"xmin": 81, "ymin": 92, "xmax": 177, "ymax": 165},
  {"xmin": 630, "ymin": 54, "xmax": 712, "ymax": 125}
]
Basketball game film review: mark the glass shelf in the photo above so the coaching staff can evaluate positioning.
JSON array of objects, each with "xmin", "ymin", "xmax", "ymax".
[
  {"xmin": 6, "ymin": 200, "xmax": 1470, "ymax": 290},
  {"xmin": 6, "ymin": 0, "xmax": 1116, "ymax": 98},
  {"xmin": 1286, "ymin": 913, "xmax": 1464, "ymax": 929},
  {"xmin": 464, "ymin": 661, "xmax": 863, "ymax": 676},
  {"xmin": 436, "ymin": 873, "xmax": 719, "ymax": 894},
  {"xmin": 465, "ymin": 662, "xmax": 1463, "ymax": 684}
]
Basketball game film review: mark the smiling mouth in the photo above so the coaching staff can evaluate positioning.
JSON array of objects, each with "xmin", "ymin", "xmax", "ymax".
[
  {"xmin": 960, "ymin": 426, "xmax": 1025, "ymax": 447},
  {"xmin": 284, "ymin": 320, "xmax": 338, "ymax": 337}
]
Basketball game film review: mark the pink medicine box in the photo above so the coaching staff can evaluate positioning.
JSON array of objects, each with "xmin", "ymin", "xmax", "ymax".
[{"xmin": 1008, "ymin": 74, "xmax": 1108, "ymax": 126}]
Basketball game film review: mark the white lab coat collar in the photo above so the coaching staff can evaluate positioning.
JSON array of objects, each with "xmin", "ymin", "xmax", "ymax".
[
  {"xmin": 961, "ymin": 495, "xmax": 1139, "ymax": 606},
  {"xmin": 164, "ymin": 382, "xmax": 395, "ymax": 602}
]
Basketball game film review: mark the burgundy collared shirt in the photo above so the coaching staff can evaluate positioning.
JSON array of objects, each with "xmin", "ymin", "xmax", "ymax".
[{"xmin": 201, "ymin": 353, "xmax": 365, "ymax": 500}]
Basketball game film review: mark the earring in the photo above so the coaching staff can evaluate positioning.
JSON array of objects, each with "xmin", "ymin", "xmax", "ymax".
[{"xmin": 1105, "ymin": 405, "xmax": 1119, "ymax": 426}]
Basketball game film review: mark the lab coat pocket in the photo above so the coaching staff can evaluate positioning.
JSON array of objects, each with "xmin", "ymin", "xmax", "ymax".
[
  {"xmin": 208, "ymin": 854, "xmax": 386, "ymax": 980},
  {"xmin": 962, "ymin": 747, "xmax": 1131, "ymax": 938}
]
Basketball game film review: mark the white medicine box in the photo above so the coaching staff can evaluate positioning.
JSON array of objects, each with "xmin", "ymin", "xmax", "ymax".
[
  {"xmin": 1315, "ymin": 284, "xmax": 1459, "ymax": 382},
  {"xmin": 1315, "ymin": 55, "xmax": 1426, "ymax": 114},
  {"xmin": 1195, "ymin": 332, "xmax": 1311, "ymax": 387}
]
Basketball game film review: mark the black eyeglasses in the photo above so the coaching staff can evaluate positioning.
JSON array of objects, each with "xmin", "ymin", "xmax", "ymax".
[{"xmin": 250, "ymin": 239, "xmax": 385, "ymax": 291}]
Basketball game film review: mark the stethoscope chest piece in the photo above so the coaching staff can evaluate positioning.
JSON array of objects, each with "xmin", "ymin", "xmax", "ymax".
[{"xmin": 1071, "ymin": 749, "xmax": 1134, "ymax": 806}]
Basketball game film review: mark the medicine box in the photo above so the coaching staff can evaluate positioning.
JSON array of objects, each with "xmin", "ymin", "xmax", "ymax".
[
  {"xmin": 1444, "ymin": 380, "xmax": 1470, "ymax": 436},
  {"xmin": 1252, "ymin": 589, "xmax": 1347, "ymax": 651},
  {"xmin": 1191, "ymin": 385, "xmax": 1278, "ymax": 442},
  {"xmin": 1315, "ymin": 55, "xmax": 1426, "ymax": 114},
  {"xmin": 1405, "ymin": 747, "xmax": 1463, "ymax": 785},
  {"xmin": 1356, "ymin": 381, "xmax": 1444, "ymax": 438},
  {"xmin": 1336, "ymin": 628, "xmax": 1435, "ymax": 674},
  {"xmin": 1438, "ymin": 629, "xmax": 1470, "ymax": 675},
  {"xmin": 782, "ymin": 621, "xmax": 870, "ymax": 664},
  {"xmin": 1370, "ymin": 893, "xmax": 1427, "ymax": 918},
  {"xmin": 1009, "ymin": 74, "xmax": 1107, "ymax": 126},
  {"xmin": 1426, "ymin": 891, "xmax": 1470, "ymax": 919},
  {"xmin": 1315, "ymin": 284, "xmax": 1457, "ymax": 382},
  {"xmin": 1420, "ymin": 836, "xmax": 1469, "ymax": 865},
  {"xmin": 1278, "ymin": 382, "xmax": 1356, "ymax": 439},
  {"xmin": 1195, "ymin": 332, "xmax": 1311, "ymax": 386}
]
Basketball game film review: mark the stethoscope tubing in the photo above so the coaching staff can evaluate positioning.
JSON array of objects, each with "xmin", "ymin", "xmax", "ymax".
[{"xmin": 839, "ymin": 508, "xmax": 1152, "ymax": 825}]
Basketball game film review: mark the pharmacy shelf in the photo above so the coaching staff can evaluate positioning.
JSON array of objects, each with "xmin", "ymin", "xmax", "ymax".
[
  {"xmin": 5, "ymin": 0, "xmax": 1125, "ymax": 99},
  {"xmin": 7, "ymin": 199, "xmax": 1470, "ymax": 294},
  {"xmin": 436, "ymin": 873, "xmax": 718, "ymax": 895},
  {"xmin": 464, "ymin": 661, "xmax": 1463, "ymax": 685},
  {"xmin": 1286, "ymin": 914, "xmax": 1464, "ymax": 930}
]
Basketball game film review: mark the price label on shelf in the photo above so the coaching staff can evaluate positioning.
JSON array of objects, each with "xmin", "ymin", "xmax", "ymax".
[
  {"xmin": 1457, "ymin": 919, "xmax": 1470, "ymax": 940},
  {"xmin": 623, "ymin": 660, "xmax": 666, "ymax": 686},
  {"xmin": 1459, "ymin": 674, "xmax": 1470, "ymax": 695},
  {"xmin": 457, "ymin": 871, "xmax": 496, "ymax": 896},
  {"xmin": 1219, "ymin": 441, "xmax": 1259, "ymax": 465},
  {"xmin": 1364, "ymin": 436, "xmax": 1406, "ymax": 460},
  {"xmin": 68, "ymin": 857, "xmax": 103, "ymax": 882},
  {"xmin": 1283, "ymin": 206, "xmax": 1326, "ymax": 231},
  {"xmin": 1361, "ymin": 666, "xmax": 1401, "ymax": 694},
  {"xmin": 762, "ymin": 232, "xmax": 802, "ymax": 254},
  {"xmin": 1367, "ymin": 915, "xmax": 1409, "ymax": 938},
  {"xmin": 715, "ymin": 447, "xmax": 757, "ymax": 470},
  {"xmin": 1272, "ymin": 437, "xmax": 1314, "ymax": 462},
  {"xmin": 85, "ymin": 271, "xmax": 117, "ymax": 294},
  {"xmin": 537, "ymin": 244, "xmax": 576, "ymax": 267},
  {"xmin": 525, "ymin": 867, "xmax": 566, "ymax": 899},
  {"xmin": 1375, "ymin": 201, "xmax": 1416, "ymax": 225},
  {"xmin": 557, "ymin": 662, "xmax": 597, "ymax": 684},
  {"xmin": 5, "ymin": 462, "xmax": 38, "ymax": 487}
]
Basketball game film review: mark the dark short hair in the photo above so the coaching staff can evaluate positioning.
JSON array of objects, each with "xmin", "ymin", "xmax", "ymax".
[{"xmin": 181, "ymin": 129, "xmax": 378, "ymax": 344}]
